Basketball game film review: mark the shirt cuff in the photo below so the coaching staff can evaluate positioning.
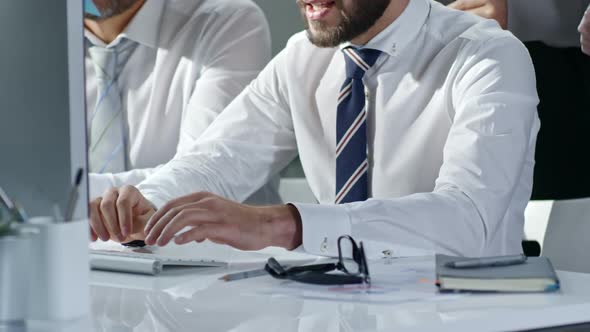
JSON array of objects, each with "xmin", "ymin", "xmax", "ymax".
[{"xmin": 291, "ymin": 203, "xmax": 352, "ymax": 257}]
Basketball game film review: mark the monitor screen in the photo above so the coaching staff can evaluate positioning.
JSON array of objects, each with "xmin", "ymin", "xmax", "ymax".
[{"xmin": 0, "ymin": 2, "xmax": 88, "ymax": 220}]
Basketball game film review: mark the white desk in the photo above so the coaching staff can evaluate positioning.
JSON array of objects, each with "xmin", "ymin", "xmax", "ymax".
[
  {"xmin": 85, "ymin": 252, "xmax": 590, "ymax": 332},
  {"xmin": 11, "ymin": 250, "xmax": 590, "ymax": 332}
]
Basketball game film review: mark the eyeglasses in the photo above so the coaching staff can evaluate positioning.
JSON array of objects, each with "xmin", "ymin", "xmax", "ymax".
[{"xmin": 265, "ymin": 235, "xmax": 370, "ymax": 285}]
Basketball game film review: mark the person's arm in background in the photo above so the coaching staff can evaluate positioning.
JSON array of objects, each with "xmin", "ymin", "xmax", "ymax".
[
  {"xmin": 89, "ymin": 4, "xmax": 271, "ymax": 199},
  {"xmin": 579, "ymin": 4, "xmax": 590, "ymax": 55},
  {"xmin": 446, "ymin": 0, "xmax": 589, "ymax": 48}
]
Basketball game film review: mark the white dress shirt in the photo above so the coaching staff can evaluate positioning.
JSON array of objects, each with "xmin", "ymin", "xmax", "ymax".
[
  {"xmin": 86, "ymin": 0, "xmax": 280, "ymax": 203},
  {"xmin": 139, "ymin": 0, "xmax": 540, "ymax": 258}
]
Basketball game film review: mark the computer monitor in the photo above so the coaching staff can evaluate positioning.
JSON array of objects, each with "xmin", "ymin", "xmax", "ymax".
[{"xmin": 0, "ymin": 2, "xmax": 88, "ymax": 220}]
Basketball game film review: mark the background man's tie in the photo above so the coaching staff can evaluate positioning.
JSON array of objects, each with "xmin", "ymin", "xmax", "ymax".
[
  {"xmin": 336, "ymin": 47, "xmax": 382, "ymax": 204},
  {"xmin": 88, "ymin": 40, "xmax": 135, "ymax": 173}
]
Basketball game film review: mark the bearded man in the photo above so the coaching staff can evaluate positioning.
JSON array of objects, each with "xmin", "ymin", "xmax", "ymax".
[
  {"xmin": 89, "ymin": 0, "xmax": 540, "ymax": 258},
  {"xmin": 83, "ymin": 0, "xmax": 279, "ymax": 220}
]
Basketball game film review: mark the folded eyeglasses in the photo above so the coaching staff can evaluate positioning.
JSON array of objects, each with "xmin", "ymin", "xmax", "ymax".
[{"xmin": 265, "ymin": 235, "xmax": 370, "ymax": 285}]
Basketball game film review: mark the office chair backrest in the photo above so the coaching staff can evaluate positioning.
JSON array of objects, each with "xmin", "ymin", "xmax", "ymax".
[{"xmin": 542, "ymin": 198, "xmax": 590, "ymax": 273}]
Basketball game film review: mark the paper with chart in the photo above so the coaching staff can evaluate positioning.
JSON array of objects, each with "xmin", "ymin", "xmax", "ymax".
[{"xmin": 254, "ymin": 256, "xmax": 464, "ymax": 304}]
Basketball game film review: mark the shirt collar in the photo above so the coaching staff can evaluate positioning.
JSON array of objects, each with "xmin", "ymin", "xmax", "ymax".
[
  {"xmin": 84, "ymin": 0, "xmax": 165, "ymax": 49},
  {"xmin": 340, "ymin": 0, "xmax": 431, "ymax": 57}
]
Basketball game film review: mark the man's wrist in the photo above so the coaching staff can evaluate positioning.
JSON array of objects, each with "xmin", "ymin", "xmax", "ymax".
[{"xmin": 262, "ymin": 204, "xmax": 302, "ymax": 250}]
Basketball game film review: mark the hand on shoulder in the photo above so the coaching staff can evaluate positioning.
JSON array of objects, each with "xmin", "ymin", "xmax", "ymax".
[
  {"xmin": 448, "ymin": 0, "xmax": 508, "ymax": 29},
  {"xmin": 579, "ymin": 6, "xmax": 590, "ymax": 55}
]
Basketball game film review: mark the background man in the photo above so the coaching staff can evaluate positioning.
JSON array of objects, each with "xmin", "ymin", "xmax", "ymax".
[
  {"xmin": 84, "ymin": 0, "xmax": 279, "ymax": 216},
  {"xmin": 89, "ymin": 0, "xmax": 539, "ymax": 258}
]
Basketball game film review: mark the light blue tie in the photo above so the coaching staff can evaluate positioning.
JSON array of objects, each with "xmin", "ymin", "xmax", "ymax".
[{"xmin": 88, "ymin": 41, "xmax": 134, "ymax": 173}]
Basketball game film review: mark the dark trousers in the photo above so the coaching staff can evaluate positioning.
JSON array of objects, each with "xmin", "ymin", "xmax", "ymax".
[{"xmin": 526, "ymin": 42, "xmax": 590, "ymax": 200}]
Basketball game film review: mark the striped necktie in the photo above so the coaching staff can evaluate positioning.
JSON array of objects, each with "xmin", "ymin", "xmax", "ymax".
[
  {"xmin": 87, "ymin": 40, "xmax": 135, "ymax": 173},
  {"xmin": 335, "ymin": 47, "xmax": 382, "ymax": 204}
]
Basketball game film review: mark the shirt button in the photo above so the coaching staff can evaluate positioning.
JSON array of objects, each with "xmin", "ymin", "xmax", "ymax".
[{"xmin": 320, "ymin": 237, "xmax": 328, "ymax": 253}]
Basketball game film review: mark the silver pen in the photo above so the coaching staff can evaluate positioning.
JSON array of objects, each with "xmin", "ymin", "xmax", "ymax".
[
  {"xmin": 445, "ymin": 254, "xmax": 527, "ymax": 269},
  {"xmin": 64, "ymin": 168, "xmax": 84, "ymax": 222},
  {"xmin": 219, "ymin": 268, "xmax": 269, "ymax": 282}
]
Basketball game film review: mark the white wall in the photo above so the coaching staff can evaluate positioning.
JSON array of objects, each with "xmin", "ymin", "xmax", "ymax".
[{"xmin": 252, "ymin": 0, "xmax": 304, "ymax": 55}]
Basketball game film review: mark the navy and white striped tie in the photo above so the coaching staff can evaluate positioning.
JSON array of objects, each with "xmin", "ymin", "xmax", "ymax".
[{"xmin": 335, "ymin": 47, "xmax": 382, "ymax": 204}]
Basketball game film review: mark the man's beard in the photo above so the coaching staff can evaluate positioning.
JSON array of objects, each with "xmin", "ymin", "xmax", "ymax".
[
  {"xmin": 85, "ymin": 0, "xmax": 140, "ymax": 20},
  {"xmin": 299, "ymin": 0, "xmax": 391, "ymax": 48}
]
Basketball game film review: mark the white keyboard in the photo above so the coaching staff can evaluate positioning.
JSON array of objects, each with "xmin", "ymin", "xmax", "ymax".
[{"xmin": 90, "ymin": 247, "xmax": 227, "ymax": 275}]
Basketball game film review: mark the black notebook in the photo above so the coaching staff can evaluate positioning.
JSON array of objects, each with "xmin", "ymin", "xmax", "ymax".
[{"xmin": 436, "ymin": 254, "xmax": 560, "ymax": 293}]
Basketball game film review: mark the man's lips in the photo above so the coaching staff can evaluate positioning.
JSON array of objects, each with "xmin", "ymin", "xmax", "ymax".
[{"xmin": 305, "ymin": 1, "xmax": 336, "ymax": 20}]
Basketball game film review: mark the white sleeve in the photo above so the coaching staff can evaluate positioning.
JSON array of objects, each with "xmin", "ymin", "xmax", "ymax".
[
  {"xmin": 89, "ymin": 4, "xmax": 272, "ymax": 200},
  {"xmin": 138, "ymin": 50, "xmax": 299, "ymax": 208},
  {"xmin": 176, "ymin": 4, "xmax": 272, "ymax": 154},
  {"xmin": 296, "ymin": 35, "xmax": 540, "ymax": 259},
  {"xmin": 90, "ymin": 170, "xmax": 160, "ymax": 200}
]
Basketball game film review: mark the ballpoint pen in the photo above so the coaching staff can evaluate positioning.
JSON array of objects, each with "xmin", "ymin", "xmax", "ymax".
[
  {"xmin": 64, "ymin": 168, "xmax": 84, "ymax": 222},
  {"xmin": 0, "ymin": 186, "xmax": 27, "ymax": 223},
  {"xmin": 445, "ymin": 254, "xmax": 527, "ymax": 269},
  {"xmin": 219, "ymin": 268, "xmax": 269, "ymax": 282}
]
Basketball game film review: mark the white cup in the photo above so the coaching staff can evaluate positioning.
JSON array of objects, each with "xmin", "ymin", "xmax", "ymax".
[
  {"xmin": 25, "ymin": 217, "xmax": 90, "ymax": 321},
  {"xmin": 0, "ymin": 233, "xmax": 32, "ymax": 325}
]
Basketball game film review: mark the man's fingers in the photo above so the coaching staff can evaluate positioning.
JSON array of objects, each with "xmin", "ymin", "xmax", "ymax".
[
  {"xmin": 100, "ymin": 188, "xmax": 123, "ymax": 242},
  {"xmin": 116, "ymin": 186, "xmax": 141, "ymax": 237},
  {"xmin": 144, "ymin": 192, "xmax": 211, "ymax": 234},
  {"xmin": 145, "ymin": 202, "xmax": 203, "ymax": 245},
  {"xmin": 174, "ymin": 223, "xmax": 237, "ymax": 246},
  {"xmin": 144, "ymin": 206, "xmax": 179, "ymax": 245},
  {"xmin": 132, "ymin": 209, "xmax": 155, "ymax": 236},
  {"xmin": 580, "ymin": 9, "xmax": 590, "ymax": 34},
  {"xmin": 90, "ymin": 198, "xmax": 110, "ymax": 241},
  {"xmin": 90, "ymin": 227, "xmax": 98, "ymax": 242},
  {"xmin": 156, "ymin": 209, "xmax": 219, "ymax": 246},
  {"xmin": 448, "ymin": 0, "xmax": 485, "ymax": 11}
]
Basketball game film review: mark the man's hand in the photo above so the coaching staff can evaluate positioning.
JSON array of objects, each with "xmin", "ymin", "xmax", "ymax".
[
  {"xmin": 89, "ymin": 185, "xmax": 156, "ymax": 243},
  {"xmin": 579, "ymin": 6, "xmax": 590, "ymax": 55},
  {"xmin": 448, "ymin": 0, "xmax": 508, "ymax": 29},
  {"xmin": 143, "ymin": 192, "xmax": 302, "ymax": 251}
]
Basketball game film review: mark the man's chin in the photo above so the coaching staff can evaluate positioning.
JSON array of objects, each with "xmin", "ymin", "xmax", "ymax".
[{"xmin": 306, "ymin": 31, "xmax": 341, "ymax": 48}]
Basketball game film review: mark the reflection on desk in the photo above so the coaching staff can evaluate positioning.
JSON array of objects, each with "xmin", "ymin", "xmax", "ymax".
[{"xmin": 88, "ymin": 255, "xmax": 590, "ymax": 332}]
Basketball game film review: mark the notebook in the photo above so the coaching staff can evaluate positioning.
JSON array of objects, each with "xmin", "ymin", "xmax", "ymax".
[{"xmin": 435, "ymin": 254, "xmax": 560, "ymax": 293}]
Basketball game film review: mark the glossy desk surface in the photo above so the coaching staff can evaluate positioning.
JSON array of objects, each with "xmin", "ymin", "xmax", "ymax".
[{"xmin": 17, "ymin": 244, "xmax": 590, "ymax": 332}]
